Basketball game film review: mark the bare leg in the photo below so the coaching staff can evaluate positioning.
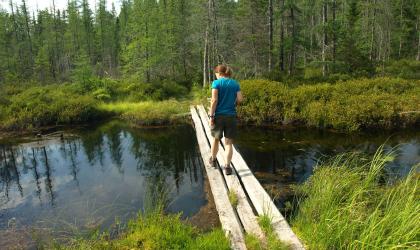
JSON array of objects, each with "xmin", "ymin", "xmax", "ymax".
[
  {"xmin": 225, "ymin": 138, "xmax": 234, "ymax": 166},
  {"xmin": 211, "ymin": 138, "xmax": 219, "ymax": 160}
]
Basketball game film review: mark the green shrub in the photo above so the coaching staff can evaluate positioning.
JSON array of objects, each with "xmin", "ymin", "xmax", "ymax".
[
  {"xmin": 113, "ymin": 80, "xmax": 188, "ymax": 102},
  {"xmin": 379, "ymin": 60, "xmax": 420, "ymax": 79},
  {"xmin": 238, "ymin": 77, "xmax": 420, "ymax": 131},
  {"xmin": 0, "ymin": 84, "xmax": 103, "ymax": 130}
]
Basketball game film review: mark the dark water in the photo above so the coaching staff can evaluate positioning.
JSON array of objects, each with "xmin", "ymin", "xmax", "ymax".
[
  {"xmin": 235, "ymin": 127, "xmax": 420, "ymax": 211},
  {"xmin": 0, "ymin": 121, "xmax": 419, "ymax": 244},
  {"xmin": 0, "ymin": 121, "xmax": 206, "ymax": 236}
]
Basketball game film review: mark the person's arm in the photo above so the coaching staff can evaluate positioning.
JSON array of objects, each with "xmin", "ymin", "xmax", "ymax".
[
  {"xmin": 209, "ymin": 88, "xmax": 218, "ymax": 125},
  {"xmin": 236, "ymin": 91, "xmax": 243, "ymax": 105}
]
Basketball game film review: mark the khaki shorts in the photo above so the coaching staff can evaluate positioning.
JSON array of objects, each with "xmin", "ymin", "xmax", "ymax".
[{"xmin": 211, "ymin": 115, "xmax": 237, "ymax": 140}]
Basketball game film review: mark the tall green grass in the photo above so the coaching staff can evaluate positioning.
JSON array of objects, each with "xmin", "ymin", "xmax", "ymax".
[
  {"xmin": 58, "ymin": 209, "xmax": 230, "ymax": 250},
  {"xmin": 243, "ymin": 215, "xmax": 290, "ymax": 250},
  {"xmin": 292, "ymin": 146, "xmax": 419, "ymax": 249}
]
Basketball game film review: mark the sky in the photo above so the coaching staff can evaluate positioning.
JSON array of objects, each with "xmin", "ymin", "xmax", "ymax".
[{"xmin": 0, "ymin": 0, "xmax": 121, "ymax": 14}]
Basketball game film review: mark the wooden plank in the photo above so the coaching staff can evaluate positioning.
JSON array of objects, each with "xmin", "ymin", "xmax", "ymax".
[
  {"xmin": 198, "ymin": 105, "xmax": 305, "ymax": 249},
  {"xmin": 196, "ymin": 105, "xmax": 265, "ymax": 241},
  {"xmin": 190, "ymin": 106, "xmax": 247, "ymax": 250},
  {"xmin": 227, "ymin": 140, "xmax": 305, "ymax": 249}
]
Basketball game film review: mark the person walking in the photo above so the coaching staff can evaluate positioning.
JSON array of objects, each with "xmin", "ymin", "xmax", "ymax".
[{"xmin": 208, "ymin": 65, "xmax": 243, "ymax": 175}]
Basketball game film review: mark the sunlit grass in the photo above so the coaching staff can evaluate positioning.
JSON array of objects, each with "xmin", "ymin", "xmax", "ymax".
[
  {"xmin": 59, "ymin": 209, "xmax": 230, "ymax": 250},
  {"xmin": 292, "ymin": 145, "xmax": 420, "ymax": 249},
  {"xmin": 228, "ymin": 190, "xmax": 238, "ymax": 208},
  {"xmin": 252, "ymin": 215, "xmax": 290, "ymax": 250},
  {"xmin": 98, "ymin": 100, "xmax": 190, "ymax": 126}
]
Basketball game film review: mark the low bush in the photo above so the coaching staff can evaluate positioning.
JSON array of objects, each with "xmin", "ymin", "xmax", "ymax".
[
  {"xmin": 0, "ymin": 84, "xmax": 103, "ymax": 130},
  {"xmin": 238, "ymin": 77, "xmax": 420, "ymax": 131},
  {"xmin": 379, "ymin": 60, "xmax": 420, "ymax": 79}
]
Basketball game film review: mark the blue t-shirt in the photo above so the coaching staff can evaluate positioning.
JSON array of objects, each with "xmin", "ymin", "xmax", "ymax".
[{"xmin": 211, "ymin": 77, "xmax": 240, "ymax": 116}]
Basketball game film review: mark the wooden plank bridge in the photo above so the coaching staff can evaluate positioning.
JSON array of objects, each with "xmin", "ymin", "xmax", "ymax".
[{"xmin": 190, "ymin": 105, "xmax": 305, "ymax": 250}]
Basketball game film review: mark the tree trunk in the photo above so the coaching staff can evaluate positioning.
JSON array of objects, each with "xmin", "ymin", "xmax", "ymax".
[
  {"xmin": 369, "ymin": 0, "xmax": 376, "ymax": 61},
  {"xmin": 322, "ymin": 1, "xmax": 328, "ymax": 77},
  {"xmin": 398, "ymin": 0, "xmax": 404, "ymax": 58},
  {"xmin": 22, "ymin": 0, "xmax": 33, "ymax": 65},
  {"xmin": 416, "ymin": 16, "xmax": 420, "ymax": 60},
  {"xmin": 52, "ymin": 0, "xmax": 60, "ymax": 79},
  {"xmin": 203, "ymin": 27, "xmax": 209, "ymax": 88},
  {"xmin": 145, "ymin": 19, "xmax": 150, "ymax": 83},
  {"xmin": 211, "ymin": 0, "xmax": 220, "ymax": 65},
  {"xmin": 268, "ymin": 0, "xmax": 273, "ymax": 72},
  {"xmin": 332, "ymin": 0, "xmax": 337, "ymax": 64},
  {"xmin": 279, "ymin": 0, "xmax": 285, "ymax": 72},
  {"xmin": 289, "ymin": 6, "xmax": 295, "ymax": 75}
]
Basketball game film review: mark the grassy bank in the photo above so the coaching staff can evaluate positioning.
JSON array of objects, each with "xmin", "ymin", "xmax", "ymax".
[
  {"xmin": 291, "ymin": 147, "xmax": 419, "ymax": 249},
  {"xmin": 0, "ymin": 80, "xmax": 195, "ymax": 131},
  {"xmin": 56, "ymin": 210, "xmax": 230, "ymax": 250},
  {"xmin": 239, "ymin": 77, "xmax": 420, "ymax": 131},
  {"xmin": 1, "ymin": 76, "xmax": 419, "ymax": 132},
  {"xmin": 98, "ymin": 100, "xmax": 190, "ymax": 126}
]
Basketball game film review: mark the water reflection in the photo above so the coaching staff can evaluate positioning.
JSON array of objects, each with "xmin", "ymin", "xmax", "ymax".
[
  {"xmin": 0, "ymin": 121, "xmax": 206, "ymax": 233},
  {"xmin": 235, "ymin": 127, "xmax": 420, "ymax": 209}
]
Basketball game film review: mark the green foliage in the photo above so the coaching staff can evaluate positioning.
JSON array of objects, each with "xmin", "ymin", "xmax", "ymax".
[
  {"xmin": 258, "ymin": 215, "xmax": 274, "ymax": 235},
  {"xmin": 0, "ymin": 84, "xmax": 103, "ymax": 130},
  {"xmin": 99, "ymin": 100, "xmax": 189, "ymax": 126},
  {"xmin": 379, "ymin": 60, "xmax": 420, "ymax": 79},
  {"xmin": 228, "ymin": 190, "xmax": 238, "ymax": 208},
  {"xmin": 61, "ymin": 210, "xmax": 230, "ymax": 250},
  {"xmin": 245, "ymin": 234, "xmax": 263, "ymax": 250},
  {"xmin": 0, "ymin": 78, "xmax": 191, "ymax": 131},
  {"xmin": 255, "ymin": 215, "xmax": 290, "ymax": 250},
  {"xmin": 238, "ymin": 77, "xmax": 420, "ymax": 131},
  {"xmin": 292, "ymin": 147, "xmax": 419, "ymax": 249}
]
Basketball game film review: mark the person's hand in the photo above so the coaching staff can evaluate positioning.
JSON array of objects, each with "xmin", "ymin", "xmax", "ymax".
[{"xmin": 210, "ymin": 117, "xmax": 215, "ymax": 127}]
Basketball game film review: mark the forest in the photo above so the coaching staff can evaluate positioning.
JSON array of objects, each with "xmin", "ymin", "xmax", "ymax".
[
  {"xmin": 0, "ymin": 1, "xmax": 419, "ymax": 249},
  {"xmin": 0, "ymin": 0, "xmax": 419, "ymax": 133},
  {"xmin": 0, "ymin": 0, "xmax": 419, "ymax": 84}
]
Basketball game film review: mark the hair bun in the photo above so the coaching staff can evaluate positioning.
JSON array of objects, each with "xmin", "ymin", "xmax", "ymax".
[{"xmin": 214, "ymin": 64, "xmax": 232, "ymax": 77}]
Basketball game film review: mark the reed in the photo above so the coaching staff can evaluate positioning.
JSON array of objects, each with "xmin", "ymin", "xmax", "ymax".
[{"xmin": 292, "ymin": 145, "xmax": 420, "ymax": 249}]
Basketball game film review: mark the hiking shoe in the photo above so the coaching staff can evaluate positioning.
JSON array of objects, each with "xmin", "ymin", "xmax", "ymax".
[
  {"xmin": 224, "ymin": 166, "xmax": 233, "ymax": 175},
  {"xmin": 208, "ymin": 156, "xmax": 217, "ymax": 168}
]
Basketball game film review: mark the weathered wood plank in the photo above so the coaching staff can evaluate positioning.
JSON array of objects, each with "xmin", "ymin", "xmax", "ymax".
[
  {"xmin": 198, "ymin": 105, "xmax": 305, "ymax": 249},
  {"xmin": 196, "ymin": 105, "xmax": 265, "ymax": 241},
  {"xmin": 226, "ymin": 138, "xmax": 305, "ymax": 250},
  {"xmin": 190, "ymin": 106, "xmax": 247, "ymax": 250}
]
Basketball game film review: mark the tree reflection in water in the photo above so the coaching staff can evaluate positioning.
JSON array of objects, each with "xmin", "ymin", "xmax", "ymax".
[
  {"xmin": 0, "ymin": 121, "xmax": 205, "ymax": 232},
  {"xmin": 235, "ymin": 127, "xmax": 420, "ymax": 211}
]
